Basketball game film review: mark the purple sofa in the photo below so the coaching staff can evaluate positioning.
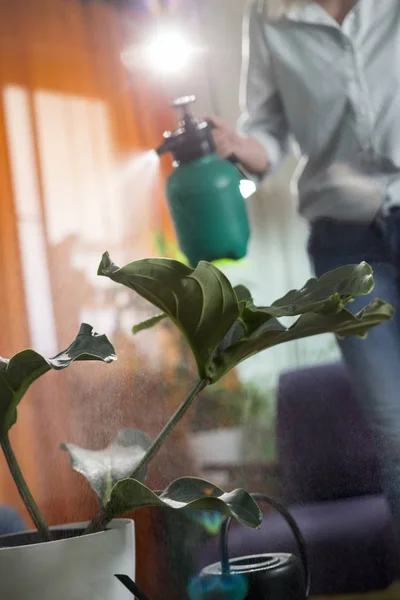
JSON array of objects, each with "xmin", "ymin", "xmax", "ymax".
[{"xmin": 198, "ymin": 363, "xmax": 400, "ymax": 595}]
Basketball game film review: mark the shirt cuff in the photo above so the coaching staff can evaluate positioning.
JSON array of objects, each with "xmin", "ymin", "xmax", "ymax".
[{"xmin": 247, "ymin": 129, "xmax": 284, "ymax": 176}]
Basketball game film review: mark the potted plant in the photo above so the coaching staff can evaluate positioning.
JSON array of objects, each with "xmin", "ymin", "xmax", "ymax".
[{"xmin": 0, "ymin": 254, "xmax": 392, "ymax": 599}]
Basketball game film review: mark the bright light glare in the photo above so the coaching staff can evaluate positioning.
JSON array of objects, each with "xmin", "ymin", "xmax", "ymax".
[
  {"xmin": 240, "ymin": 179, "xmax": 257, "ymax": 199},
  {"xmin": 145, "ymin": 30, "xmax": 194, "ymax": 75}
]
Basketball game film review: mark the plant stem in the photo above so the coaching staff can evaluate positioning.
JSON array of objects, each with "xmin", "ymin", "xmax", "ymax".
[
  {"xmin": 131, "ymin": 378, "xmax": 208, "ymax": 478},
  {"xmin": 1, "ymin": 435, "xmax": 51, "ymax": 541},
  {"xmin": 84, "ymin": 378, "xmax": 209, "ymax": 535},
  {"xmin": 84, "ymin": 508, "xmax": 110, "ymax": 536}
]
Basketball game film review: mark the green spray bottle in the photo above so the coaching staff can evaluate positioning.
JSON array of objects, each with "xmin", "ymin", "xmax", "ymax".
[{"xmin": 156, "ymin": 96, "xmax": 250, "ymax": 267}]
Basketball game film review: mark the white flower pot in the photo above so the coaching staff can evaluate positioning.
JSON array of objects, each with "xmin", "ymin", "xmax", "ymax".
[{"xmin": 0, "ymin": 518, "xmax": 135, "ymax": 600}]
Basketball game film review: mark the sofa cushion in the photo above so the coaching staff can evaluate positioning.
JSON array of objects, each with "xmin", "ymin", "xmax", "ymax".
[{"xmin": 277, "ymin": 363, "xmax": 382, "ymax": 503}]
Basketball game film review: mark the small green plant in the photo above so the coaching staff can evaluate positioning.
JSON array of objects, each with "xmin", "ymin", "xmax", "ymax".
[{"xmin": 0, "ymin": 256, "xmax": 393, "ymax": 542}]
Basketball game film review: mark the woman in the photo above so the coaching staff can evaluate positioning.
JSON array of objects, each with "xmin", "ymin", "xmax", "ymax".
[{"xmin": 211, "ymin": 0, "xmax": 400, "ymax": 543}]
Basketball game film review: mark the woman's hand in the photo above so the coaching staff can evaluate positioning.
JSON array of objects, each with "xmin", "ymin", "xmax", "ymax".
[
  {"xmin": 206, "ymin": 116, "xmax": 269, "ymax": 175},
  {"xmin": 207, "ymin": 116, "xmax": 243, "ymax": 160}
]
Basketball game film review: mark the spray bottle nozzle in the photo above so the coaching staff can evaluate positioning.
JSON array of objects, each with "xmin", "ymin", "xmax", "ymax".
[{"xmin": 156, "ymin": 132, "xmax": 176, "ymax": 157}]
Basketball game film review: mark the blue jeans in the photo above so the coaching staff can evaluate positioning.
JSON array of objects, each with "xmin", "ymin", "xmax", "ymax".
[{"xmin": 308, "ymin": 215, "xmax": 400, "ymax": 540}]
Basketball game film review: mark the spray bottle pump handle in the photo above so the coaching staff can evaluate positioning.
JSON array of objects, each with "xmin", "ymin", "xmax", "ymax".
[{"xmin": 172, "ymin": 95, "xmax": 196, "ymax": 110}]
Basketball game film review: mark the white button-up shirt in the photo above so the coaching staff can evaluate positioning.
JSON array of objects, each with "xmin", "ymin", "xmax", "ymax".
[{"xmin": 240, "ymin": 0, "xmax": 400, "ymax": 222}]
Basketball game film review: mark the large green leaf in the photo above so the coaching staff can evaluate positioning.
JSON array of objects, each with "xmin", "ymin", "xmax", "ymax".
[
  {"xmin": 235, "ymin": 263, "xmax": 376, "ymax": 337},
  {"xmin": 267, "ymin": 262, "xmax": 374, "ymax": 317},
  {"xmin": 100, "ymin": 254, "xmax": 393, "ymax": 384},
  {"xmin": 98, "ymin": 252, "xmax": 239, "ymax": 378},
  {"xmin": 106, "ymin": 476, "xmax": 262, "ymax": 529},
  {"xmin": 0, "ymin": 324, "xmax": 116, "ymax": 437},
  {"xmin": 207, "ymin": 264, "xmax": 393, "ymax": 381},
  {"xmin": 61, "ymin": 429, "xmax": 152, "ymax": 506},
  {"xmin": 211, "ymin": 298, "xmax": 394, "ymax": 381},
  {"xmin": 131, "ymin": 288, "xmax": 252, "ymax": 337}
]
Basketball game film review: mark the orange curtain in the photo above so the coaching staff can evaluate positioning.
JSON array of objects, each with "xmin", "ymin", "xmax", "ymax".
[{"xmin": 0, "ymin": 0, "xmax": 190, "ymax": 594}]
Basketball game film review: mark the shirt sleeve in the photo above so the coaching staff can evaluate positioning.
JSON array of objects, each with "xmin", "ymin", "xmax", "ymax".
[{"xmin": 238, "ymin": 0, "xmax": 290, "ymax": 176}]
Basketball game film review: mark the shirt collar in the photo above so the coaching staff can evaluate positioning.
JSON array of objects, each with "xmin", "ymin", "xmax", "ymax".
[
  {"xmin": 284, "ymin": 2, "xmax": 360, "ymax": 27},
  {"xmin": 285, "ymin": 3, "xmax": 338, "ymax": 26}
]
